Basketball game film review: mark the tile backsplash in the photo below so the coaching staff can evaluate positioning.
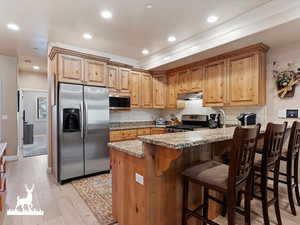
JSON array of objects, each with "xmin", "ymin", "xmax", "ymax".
[{"xmin": 110, "ymin": 109, "xmax": 161, "ymax": 122}]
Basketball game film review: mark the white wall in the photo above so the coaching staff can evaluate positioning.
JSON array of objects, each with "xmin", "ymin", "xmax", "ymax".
[
  {"xmin": 18, "ymin": 71, "xmax": 48, "ymax": 90},
  {"xmin": 110, "ymin": 109, "xmax": 161, "ymax": 122},
  {"xmin": 0, "ymin": 55, "xmax": 18, "ymax": 156}
]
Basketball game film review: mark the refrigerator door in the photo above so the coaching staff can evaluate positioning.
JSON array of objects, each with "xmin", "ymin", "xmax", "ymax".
[
  {"xmin": 58, "ymin": 83, "xmax": 84, "ymax": 181},
  {"xmin": 84, "ymin": 86, "xmax": 110, "ymax": 175}
]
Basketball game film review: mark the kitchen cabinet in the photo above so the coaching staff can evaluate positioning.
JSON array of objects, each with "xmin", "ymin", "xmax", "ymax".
[
  {"xmin": 110, "ymin": 129, "xmax": 137, "ymax": 142},
  {"xmin": 152, "ymin": 74, "xmax": 167, "ymax": 108},
  {"xmin": 177, "ymin": 70, "xmax": 191, "ymax": 94},
  {"xmin": 58, "ymin": 54, "xmax": 84, "ymax": 84},
  {"xmin": 119, "ymin": 67, "xmax": 131, "ymax": 93},
  {"xmin": 190, "ymin": 66, "xmax": 204, "ymax": 92},
  {"xmin": 84, "ymin": 59, "xmax": 107, "ymax": 86},
  {"xmin": 107, "ymin": 65, "xmax": 119, "ymax": 90},
  {"xmin": 203, "ymin": 60, "xmax": 226, "ymax": 107},
  {"xmin": 228, "ymin": 52, "xmax": 265, "ymax": 106},
  {"xmin": 130, "ymin": 71, "xmax": 141, "ymax": 108},
  {"xmin": 141, "ymin": 73, "xmax": 153, "ymax": 108},
  {"xmin": 137, "ymin": 128, "xmax": 151, "ymax": 136},
  {"xmin": 150, "ymin": 128, "xmax": 166, "ymax": 135},
  {"xmin": 166, "ymin": 72, "xmax": 178, "ymax": 108}
]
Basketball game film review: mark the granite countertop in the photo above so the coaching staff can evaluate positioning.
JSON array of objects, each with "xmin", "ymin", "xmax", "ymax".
[
  {"xmin": 138, "ymin": 125, "xmax": 270, "ymax": 150},
  {"xmin": 108, "ymin": 140, "xmax": 144, "ymax": 158},
  {"xmin": 110, "ymin": 124, "xmax": 166, "ymax": 131}
]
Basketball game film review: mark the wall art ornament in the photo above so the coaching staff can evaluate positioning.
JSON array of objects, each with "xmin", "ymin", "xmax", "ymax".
[{"xmin": 272, "ymin": 62, "xmax": 300, "ymax": 98}]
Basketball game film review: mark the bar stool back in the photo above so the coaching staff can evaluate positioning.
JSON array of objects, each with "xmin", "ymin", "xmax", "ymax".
[{"xmin": 182, "ymin": 125, "xmax": 261, "ymax": 225}]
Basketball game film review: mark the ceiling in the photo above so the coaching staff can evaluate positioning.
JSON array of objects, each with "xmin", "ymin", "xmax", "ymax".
[{"xmin": 0, "ymin": 0, "xmax": 272, "ymax": 73}]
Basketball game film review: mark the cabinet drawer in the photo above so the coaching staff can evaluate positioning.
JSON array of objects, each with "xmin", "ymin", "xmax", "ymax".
[
  {"xmin": 122, "ymin": 129, "xmax": 137, "ymax": 139},
  {"xmin": 151, "ymin": 128, "xmax": 166, "ymax": 135},
  {"xmin": 137, "ymin": 128, "xmax": 151, "ymax": 136},
  {"xmin": 110, "ymin": 130, "xmax": 123, "ymax": 142}
]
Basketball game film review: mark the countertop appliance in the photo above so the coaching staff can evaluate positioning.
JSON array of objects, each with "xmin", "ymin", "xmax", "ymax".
[
  {"xmin": 109, "ymin": 94, "xmax": 130, "ymax": 110},
  {"xmin": 58, "ymin": 83, "xmax": 110, "ymax": 183},
  {"xmin": 166, "ymin": 114, "xmax": 209, "ymax": 132},
  {"xmin": 237, "ymin": 113, "xmax": 256, "ymax": 126},
  {"xmin": 156, "ymin": 117, "xmax": 167, "ymax": 125}
]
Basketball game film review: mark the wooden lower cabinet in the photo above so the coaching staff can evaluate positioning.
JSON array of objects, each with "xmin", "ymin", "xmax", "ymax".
[{"xmin": 110, "ymin": 128, "xmax": 166, "ymax": 142}]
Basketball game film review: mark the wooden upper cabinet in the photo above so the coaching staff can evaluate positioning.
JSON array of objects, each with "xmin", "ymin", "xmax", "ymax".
[
  {"xmin": 228, "ymin": 52, "xmax": 264, "ymax": 106},
  {"xmin": 152, "ymin": 74, "xmax": 167, "ymax": 109},
  {"xmin": 58, "ymin": 54, "xmax": 84, "ymax": 84},
  {"xmin": 119, "ymin": 68, "xmax": 131, "ymax": 93},
  {"xmin": 141, "ymin": 73, "xmax": 153, "ymax": 108},
  {"xmin": 166, "ymin": 72, "xmax": 178, "ymax": 108},
  {"xmin": 190, "ymin": 66, "xmax": 204, "ymax": 92},
  {"xmin": 84, "ymin": 59, "xmax": 107, "ymax": 86},
  {"xmin": 107, "ymin": 65, "xmax": 119, "ymax": 90},
  {"xmin": 203, "ymin": 60, "xmax": 226, "ymax": 107},
  {"xmin": 177, "ymin": 70, "xmax": 191, "ymax": 93},
  {"xmin": 130, "ymin": 71, "xmax": 141, "ymax": 108}
]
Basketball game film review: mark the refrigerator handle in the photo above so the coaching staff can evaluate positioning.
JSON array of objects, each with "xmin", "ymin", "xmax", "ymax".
[
  {"xmin": 80, "ymin": 102, "xmax": 84, "ymax": 139},
  {"xmin": 85, "ymin": 102, "xmax": 88, "ymax": 138}
]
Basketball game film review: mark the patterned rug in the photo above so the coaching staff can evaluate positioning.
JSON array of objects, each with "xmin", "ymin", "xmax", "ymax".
[{"xmin": 71, "ymin": 173, "xmax": 117, "ymax": 225}]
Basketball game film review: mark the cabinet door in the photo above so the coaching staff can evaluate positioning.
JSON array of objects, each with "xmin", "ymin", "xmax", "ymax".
[
  {"xmin": 58, "ymin": 54, "xmax": 84, "ymax": 84},
  {"xmin": 137, "ymin": 128, "xmax": 151, "ymax": 136},
  {"xmin": 190, "ymin": 66, "xmax": 204, "ymax": 92},
  {"xmin": 204, "ymin": 61, "xmax": 226, "ymax": 106},
  {"xmin": 153, "ymin": 74, "xmax": 167, "ymax": 109},
  {"xmin": 130, "ymin": 71, "xmax": 141, "ymax": 108},
  {"xmin": 141, "ymin": 73, "xmax": 153, "ymax": 108},
  {"xmin": 119, "ymin": 68, "xmax": 130, "ymax": 93},
  {"xmin": 228, "ymin": 53, "xmax": 259, "ymax": 106},
  {"xmin": 107, "ymin": 65, "xmax": 119, "ymax": 90},
  {"xmin": 166, "ymin": 72, "xmax": 178, "ymax": 108},
  {"xmin": 150, "ymin": 128, "xmax": 166, "ymax": 135},
  {"xmin": 177, "ymin": 70, "xmax": 191, "ymax": 93},
  {"xmin": 85, "ymin": 59, "xmax": 107, "ymax": 86}
]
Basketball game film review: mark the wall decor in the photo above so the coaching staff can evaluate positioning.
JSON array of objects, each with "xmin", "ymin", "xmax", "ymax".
[
  {"xmin": 273, "ymin": 62, "xmax": 300, "ymax": 98},
  {"xmin": 37, "ymin": 96, "xmax": 48, "ymax": 120}
]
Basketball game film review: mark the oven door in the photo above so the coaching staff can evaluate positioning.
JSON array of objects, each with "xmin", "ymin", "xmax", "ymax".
[{"xmin": 109, "ymin": 96, "xmax": 131, "ymax": 109}]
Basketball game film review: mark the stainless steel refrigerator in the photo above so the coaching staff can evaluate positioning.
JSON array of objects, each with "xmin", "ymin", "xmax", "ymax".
[{"xmin": 58, "ymin": 83, "xmax": 110, "ymax": 182}]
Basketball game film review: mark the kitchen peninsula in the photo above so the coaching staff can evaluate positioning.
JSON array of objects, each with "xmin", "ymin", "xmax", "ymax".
[{"xmin": 109, "ymin": 127, "xmax": 263, "ymax": 225}]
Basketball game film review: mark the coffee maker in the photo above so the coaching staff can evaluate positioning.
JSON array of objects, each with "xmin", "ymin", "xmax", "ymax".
[{"xmin": 237, "ymin": 113, "xmax": 256, "ymax": 126}]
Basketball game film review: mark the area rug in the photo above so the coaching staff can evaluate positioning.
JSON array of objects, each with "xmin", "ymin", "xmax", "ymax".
[{"xmin": 71, "ymin": 173, "xmax": 118, "ymax": 225}]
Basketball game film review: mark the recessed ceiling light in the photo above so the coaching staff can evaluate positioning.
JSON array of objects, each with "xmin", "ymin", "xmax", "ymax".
[
  {"xmin": 82, "ymin": 33, "xmax": 93, "ymax": 40},
  {"xmin": 206, "ymin": 15, "xmax": 218, "ymax": 23},
  {"xmin": 168, "ymin": 36, "xmax": 176, "ymax": 42},
  {"xmin": 33, "ymin": 66, "xmax": 40, "ymax": 70},
  {"xmin": 7, "ymin": 23, "xmax": 20, "ymax": 31},
  {"xmin": 101, "ymin": 10, "xmax": 112, "ymax": 19},
  {"xmin": 142, "ymin": 49, "xmax": 149, "ymax": 55},
  {"xmin": 146, "ymin": 4, "xmax": 153, "ymax": 9}
]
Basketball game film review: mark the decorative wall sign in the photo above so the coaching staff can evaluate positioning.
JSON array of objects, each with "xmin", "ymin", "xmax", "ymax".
[{"xmin": 273, "ymin": 62, "xmax": 300, "ymax": 98}]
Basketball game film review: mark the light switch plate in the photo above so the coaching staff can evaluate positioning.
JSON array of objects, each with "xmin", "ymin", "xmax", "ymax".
[
  {"xmin": 135, "ymin": 173, "xmax": 144, "ymax": 185},
  {"xmin": 278, "ymin": 110, "xmax": 286, "ymax": 118}
]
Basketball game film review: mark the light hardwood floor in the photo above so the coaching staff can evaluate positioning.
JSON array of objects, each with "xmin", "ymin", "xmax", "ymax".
[
  {"xmin": 3, "ymin": 155, "xmax": 100, "ymax": 225},
  {"xmin": 2, "ymin": 155, "xmax": 300, "ymax": 225}
]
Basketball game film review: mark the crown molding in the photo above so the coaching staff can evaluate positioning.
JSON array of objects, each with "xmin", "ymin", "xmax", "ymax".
[{"xmin": 139, "ymin": 0, "xmax": 300, "ymax": 70}]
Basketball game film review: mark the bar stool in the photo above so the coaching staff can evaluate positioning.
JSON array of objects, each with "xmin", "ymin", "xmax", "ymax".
[
  {"xmin": 182, "ymin": 125, "xmax": 261, "ymax": 225},
  {"xmin": 262, "ymin": 121, "xmax": 300, "ymax": 215},
  {"xmin": 252, "ymin": 122, "xmax": 287, "ymax": 225}
]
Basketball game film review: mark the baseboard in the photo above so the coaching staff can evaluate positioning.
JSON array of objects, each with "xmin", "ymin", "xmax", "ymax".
[{"xmin": 4, "ymin": 155, "xmax": 18, "ymax": 161}]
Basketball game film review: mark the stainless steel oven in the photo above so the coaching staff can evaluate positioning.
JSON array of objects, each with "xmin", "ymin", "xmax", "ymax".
[{"xmin": 109, "ymin": 95, "xmax": 131, "ymax": 110}]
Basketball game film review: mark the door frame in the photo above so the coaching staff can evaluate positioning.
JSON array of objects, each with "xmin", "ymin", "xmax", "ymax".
[{"xmin": 17, "ymin": 88, "xmax": 48, "ymax": 157}]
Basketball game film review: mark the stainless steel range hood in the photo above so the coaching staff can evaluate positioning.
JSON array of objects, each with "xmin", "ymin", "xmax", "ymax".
[{"xmin": 177, "ymin": 92, "xmax": 203, "ymax": 100}]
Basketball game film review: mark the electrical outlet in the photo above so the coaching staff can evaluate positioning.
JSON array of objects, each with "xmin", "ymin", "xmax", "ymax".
[{"xmin": 135, "ymin": 173, "xmax": 144, "ymax": 185}]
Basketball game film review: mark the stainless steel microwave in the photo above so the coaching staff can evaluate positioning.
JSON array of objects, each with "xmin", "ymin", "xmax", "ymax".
[{"xmin": 109, "ymin": 95, "xmax": 131, "ymax": 109}]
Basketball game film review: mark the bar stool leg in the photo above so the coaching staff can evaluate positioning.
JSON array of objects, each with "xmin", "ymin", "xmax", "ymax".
[
  {"xmin": 294, "ymin": 153, "xmax": 300, "ymax": 206},
  {"xmin": 203, "ymin": 188, "xmax": 209, "ymax": 225},
  {"xmin": 287, "ymin": 159, "xmax": 297, "ymax": 215},
  {"xmin": 227, "ymin": 192, "xmax": 236, "ymax": 225},
  {"xmin": 244, "ymin": 178, "xmax": 252, "ymax": 225},
  {"xmin": 274, "ymin": 164, "xmax": 283, "ymax": 225},
  {"xmin": 182, "ymin": 178, "xmax": 189, "ymax": 225},
  {"xmin": 261, "ymin": 176, "xmax": 270, "ymax": 225}
]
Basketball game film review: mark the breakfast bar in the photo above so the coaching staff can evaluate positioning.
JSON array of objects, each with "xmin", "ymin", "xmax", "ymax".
[{"xmin": 109, "ymin": 127, "xmax": 267, "ymax": 225}]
